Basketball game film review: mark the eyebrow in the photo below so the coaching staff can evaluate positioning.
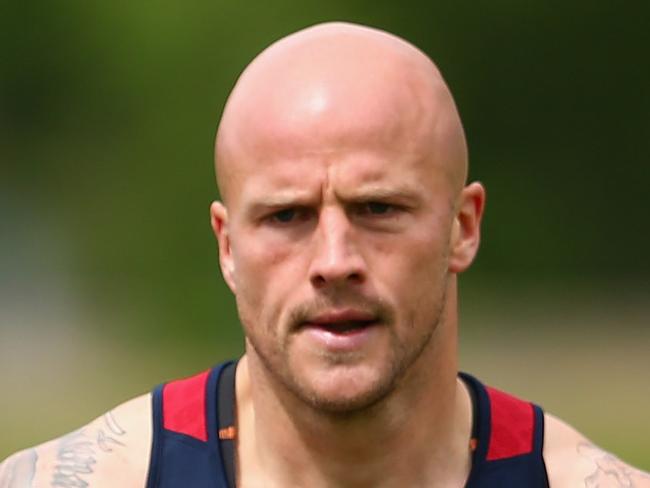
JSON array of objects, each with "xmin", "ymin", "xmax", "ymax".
[
  {"xmin": 243, "ymin": 184, "xmax": 422, "ymax": 217},
  {"xmin": 342, "ymin": 186, "xmax": 420, "ymax": 203},
  {"xmin": 244, "ymin": 192, "xmax": 316, "ymax": 218}
]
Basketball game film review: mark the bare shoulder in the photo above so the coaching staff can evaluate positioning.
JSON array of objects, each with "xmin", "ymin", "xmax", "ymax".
[
  {"xmin": 0, "ymin": 393, "xmax": 152, "ymax": 488},
  {"xmin": 544, "ymin": 412, "xmax": 650, "ymax": 488}
]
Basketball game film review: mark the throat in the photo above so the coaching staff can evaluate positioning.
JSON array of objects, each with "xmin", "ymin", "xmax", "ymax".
[{"xmin": 236, "ymin": 349, "xmax": 473, "ymax": 488}]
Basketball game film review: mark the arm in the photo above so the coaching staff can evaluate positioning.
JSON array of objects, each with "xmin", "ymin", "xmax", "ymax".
[
  {"xmin": 0, "ymin": 448, "xmax": 39, "ymax": 487},
  {"xmin": 544, "ymin": 412, "xmax": 650, "ymax": 488},
  {"xmin": 0, "ymin": 393, "xmax": 152, "ymax": 488}
]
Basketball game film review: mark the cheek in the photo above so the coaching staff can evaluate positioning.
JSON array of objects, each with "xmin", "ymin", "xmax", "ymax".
[
  {"xmin": 372, "ymin": 223, "xmax": 451, "ymax": 321},
  {"xmin": 396, "ymin": 250, "xmax": 447, "ymax": 314},
  {"xmin": 231, "ymin": 231, "xmax": 303, "ymax": 326},
  {"xmin": 232, "ymin": 228, "xmax": 290, "ymax": 282},
  {"xmin": 376, "ymin": 222, "xmax": 450, "ymax": 283}
]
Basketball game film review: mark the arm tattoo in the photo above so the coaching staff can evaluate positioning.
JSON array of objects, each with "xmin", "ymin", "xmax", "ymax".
[
  {"xmin": 0, "ymin": 449, "xmax": 38, "ymax": 488},
  {"xmin": 51, "ymin": 430, "xmax": 96, "ymax": 488},
  {"xmin": 578, "ymin": 442, "xmax": 650, "ymax": 488},
  {"xmin": 104, "ymin": 411, "xmax": 126, "ymax": 436},
  {"xmin": 51, "ymin": 411, "xmax": 127, "ymax": 487},
  {"xmin": 96, "ymin": 412, "xmax": 126, "ymax": 453}
]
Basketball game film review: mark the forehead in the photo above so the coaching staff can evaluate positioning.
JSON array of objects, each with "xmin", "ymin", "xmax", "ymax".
[
  {"xmin": 222, "ymin": 114, "xmax": 455, "ymax": 215},
  {"xmin": 229, "ymin": 147, "xmax": 453, "ymax": 219},
  {"xmin": 215, "ymin": 29, "xmax": 465, "ymax": 205},
  {"xmin": 233, "ymin": 68, "xmax": 435, "ymax": 156},
  {"xmin": 220, "ymin": 86, "xmax": 446, "ymax": 202}
]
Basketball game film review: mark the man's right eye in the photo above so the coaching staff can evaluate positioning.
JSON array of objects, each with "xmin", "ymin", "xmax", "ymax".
[
  {"xmin": 265, "ymin": 207, "xmax": 314, "ymax": 225},
  {"xmin": 272, "ymin": 208, "xmax": 297, "ymax": 223}
]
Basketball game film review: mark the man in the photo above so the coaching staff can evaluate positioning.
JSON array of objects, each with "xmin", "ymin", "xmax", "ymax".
[{"xmin": 1, "ymin": 21, "xmax": 648, "ymax": 488}]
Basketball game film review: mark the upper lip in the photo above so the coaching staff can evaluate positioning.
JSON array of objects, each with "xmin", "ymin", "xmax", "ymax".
[{"xmin": 305, "ymin": 309, "xmax": 377, "ymax": 325}]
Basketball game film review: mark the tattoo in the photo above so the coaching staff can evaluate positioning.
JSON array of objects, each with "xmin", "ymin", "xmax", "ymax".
[
  {"xmin": 578, "ymin": 442, "xmax": 650, "ymax": 487},
  {"xmin": 104, "ymin": 411, "xmax": 126, "ymax": 436},
  {"xmin": 51, "ymin": 430, "xmax": 96, "ymax": 487},
  {"xmin": 96, "ymin": 412, "xmax": 126, "ymax": 453},
  {"xmin": 0, "ymin": 449, "xmax": 38, "ymax": 488},
  {"xmin": 51, "ymin": 411, "xmax": 127, "ymax": 487}
]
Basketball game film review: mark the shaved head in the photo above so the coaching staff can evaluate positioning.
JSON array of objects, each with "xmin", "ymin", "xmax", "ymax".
[
  {"xmin": 210, "ymin": 22, "xmax": 485, "ymax": 417},
  {"xmin": 215, "ymin": 22, "xmax": 468, "ymax": 206}
]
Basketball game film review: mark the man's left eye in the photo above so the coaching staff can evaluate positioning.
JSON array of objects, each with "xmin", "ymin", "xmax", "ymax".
[{"xmin": 366, "ymin": 202, "xmax": 391, "ymax": 214}]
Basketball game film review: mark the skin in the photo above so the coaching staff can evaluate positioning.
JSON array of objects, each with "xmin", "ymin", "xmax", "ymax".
[
  {"xmin": 1, "ymin": 21, "xmax": 648, "ymax": 488},
  {"xmin": 211, "ymin": 22, "xmax": 483, "ymax": 487},
  {"xmin": 0, "ymin": 395, "xmax": 151, "ymax": 488}
]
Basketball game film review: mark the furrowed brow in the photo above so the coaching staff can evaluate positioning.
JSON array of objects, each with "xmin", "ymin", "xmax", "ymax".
[
  {"xmin": 342, "ymin": 186, "xmax": 421, "ymax": 205},
  {"xmin": 244, "ymin": 193, "xmax": 316, "ymax": 217}
]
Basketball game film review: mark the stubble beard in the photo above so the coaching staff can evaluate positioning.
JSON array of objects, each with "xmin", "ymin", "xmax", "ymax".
[{"xmin": 240, "ymin": 283, "xmax": 449, "ymax": 418}]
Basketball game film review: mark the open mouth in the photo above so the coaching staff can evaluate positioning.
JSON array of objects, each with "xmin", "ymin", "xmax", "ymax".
[{"xmin": 307, "ymin": 319, "xmax": 377, "ymax": 334}]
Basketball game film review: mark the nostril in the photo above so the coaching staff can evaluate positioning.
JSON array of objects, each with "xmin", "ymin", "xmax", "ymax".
[
  {"xmin": 311, "ymin": 275, "xmax": 327, "ymax": 288},
  {"xmin": 348, "ymin": 272, "xmax": 363, "ymax": 284}
]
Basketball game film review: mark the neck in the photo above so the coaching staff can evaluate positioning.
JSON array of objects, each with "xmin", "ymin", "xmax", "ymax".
[{"xmin": 236, "ymin": 283, "xmax": 472, "ymax": 488}]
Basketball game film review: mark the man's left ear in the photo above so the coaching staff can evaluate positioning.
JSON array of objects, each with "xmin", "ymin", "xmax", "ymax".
[{"xmin": 448, "ymin": 182, "xmax": 486, "ymax": 274}]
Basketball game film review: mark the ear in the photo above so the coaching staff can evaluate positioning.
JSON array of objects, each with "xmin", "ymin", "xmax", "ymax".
[
  {"xmin": 210, "ymin": 201, "xmax": 237, "ymax": 293},
  {"xmin": 448, "ymin": 182, "xmax": 486, "ymax": 274}
]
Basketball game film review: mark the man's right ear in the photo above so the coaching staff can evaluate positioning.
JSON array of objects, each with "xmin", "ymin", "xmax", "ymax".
[{"xmin": 210, "ymin": 201, "xmax": 237, "ymax": 293}]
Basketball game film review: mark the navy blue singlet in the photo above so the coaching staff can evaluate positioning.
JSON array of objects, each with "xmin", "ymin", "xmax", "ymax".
[{"xmin": 146, "ymin": 362, "xmax": 550, "ymax": 487}]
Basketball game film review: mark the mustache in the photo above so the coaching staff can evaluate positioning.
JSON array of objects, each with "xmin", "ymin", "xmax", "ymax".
[{"xmin": 287, "ymin": 294, "xmax": 394, "ymax": 330}]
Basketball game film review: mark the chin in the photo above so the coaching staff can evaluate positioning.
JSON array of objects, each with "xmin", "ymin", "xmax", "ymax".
[
  {"xmin": 293, "ymin": 363, "xmax": 398, "ymax": 415},
  {"xmin": 305, "ymin": 391, "xmax": 390, "ymax": 416}
]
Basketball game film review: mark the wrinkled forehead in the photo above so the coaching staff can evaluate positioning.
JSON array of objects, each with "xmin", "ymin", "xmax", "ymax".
[{"xmin": 215, "ymin": 24, "xmax": 467, "ymax": 205}]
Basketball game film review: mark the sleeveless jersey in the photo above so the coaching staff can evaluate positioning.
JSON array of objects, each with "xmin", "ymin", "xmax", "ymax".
[{"xmin": 146, "ymin": 361, "xmax": 549, "ymax": 487}]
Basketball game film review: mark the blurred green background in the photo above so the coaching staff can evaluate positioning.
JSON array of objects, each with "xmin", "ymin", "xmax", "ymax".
[{"xmin": 1, "ymin": 0, "xmax": 648, "ymax": 469}]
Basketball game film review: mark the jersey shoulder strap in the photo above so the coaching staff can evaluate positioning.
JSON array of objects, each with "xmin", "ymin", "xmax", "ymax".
[
  {"xmin": 162, "ymin": 368, "xmax": 211, "ymax": 441},
  {"xmin": 484, "ymin": 384, "xmax": 536, "ymax": 460},
  {"xmin": 461, "ymin": 372, "xmax": 550, "ymax": 487},
  {"xmin": 146, "ymin": 361, "xmax": 235, "ymax": 488}
]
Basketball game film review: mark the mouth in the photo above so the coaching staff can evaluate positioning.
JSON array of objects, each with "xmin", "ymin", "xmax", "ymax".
[
  {"xmin": 306, "ymin": 319, "xmax": 378, "ymax": 334},
  {"xmin": 296, "ymin": 309, "xmax": 382, "ymax": 351},
  {"xmin": 301, "ymin": 309, "xmax": 380, "ymax": 334}
]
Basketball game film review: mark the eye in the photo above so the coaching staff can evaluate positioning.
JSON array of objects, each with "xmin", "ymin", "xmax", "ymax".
[
  {"xmin": 265, "ymin": 207, "xmax": 312, "ymax": 225},
  {"xmin": 273, "ymin": 208, "xmax": 297, "ymax": 223},
  {"xmin": 357, "ymin": 201, "xmax": 400, "ymax": 217},
  {"xmin": 366, "ymin": 202, "xmax": 392, "ymax": 215}
]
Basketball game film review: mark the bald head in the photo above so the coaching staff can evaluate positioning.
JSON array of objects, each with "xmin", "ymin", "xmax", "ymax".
[{"xmin": 215, "ymin": 22, "xmax": 467, "ymax": 206}]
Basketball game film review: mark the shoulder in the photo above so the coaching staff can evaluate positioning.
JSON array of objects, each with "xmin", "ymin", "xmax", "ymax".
[
  {"xmin": 544, "ymin": 412, "xmax": 650, "ymax": 487},
  {"xmin": 0, "ymin": 393, "xmax": 152, "ymax": 488}
]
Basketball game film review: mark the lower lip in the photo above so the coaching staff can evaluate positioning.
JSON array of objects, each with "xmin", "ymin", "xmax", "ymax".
[{"xmin": 300, "ymin": 322, "xmax": 379, "ymax": 351}]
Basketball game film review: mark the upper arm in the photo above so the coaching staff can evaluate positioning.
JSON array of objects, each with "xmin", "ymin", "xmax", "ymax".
[
  {"xmin": 544, "ymin": 412, "xmax": 650, "ymax": 488},
  {"xmin": 0, "ymin": 393, "xmax": 152, "ymax": 488},
  {"xmin": 0, "ymin": 448, "xmax": 39, "ymax": 487}
]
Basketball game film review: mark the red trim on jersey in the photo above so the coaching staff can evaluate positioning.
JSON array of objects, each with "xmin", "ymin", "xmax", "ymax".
[
  {"xmin": 486, "ymin": 386, "xmax": 534, "ymax": 461},
  {"xmin": 162, "ymin": 369, "xmax": 210, "ymax": 442}
]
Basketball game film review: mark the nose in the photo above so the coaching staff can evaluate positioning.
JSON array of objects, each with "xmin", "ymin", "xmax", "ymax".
[{"xmin": 308, "ymin": 207, "xmax": 367, "ymax": 290}]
